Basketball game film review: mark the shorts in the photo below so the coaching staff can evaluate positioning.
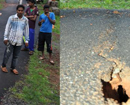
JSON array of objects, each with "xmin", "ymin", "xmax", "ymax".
[{"xmin": 37, "ymin": 32, "xmax": 52, "ymax": 53}]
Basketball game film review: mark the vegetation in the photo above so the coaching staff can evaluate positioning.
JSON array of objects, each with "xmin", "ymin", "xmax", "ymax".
[
  {"xmin": 53, "ymin": 16, "xmax": 60, "ymax": 34},
  {"xmin": 0, "ymin": 0, "xmax": 4, "ymax": 10},
  {"xmin": 10, "ymin": 50, "xmax": 59, "ymax": 105},
  {"xmin": 60, "ymin": 0, "xmax": 130, "ymax": 9}
]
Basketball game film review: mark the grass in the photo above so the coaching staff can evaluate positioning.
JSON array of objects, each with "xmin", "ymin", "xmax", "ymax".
[
  {"xmin": 0, "ymin": 0, "xmax": 4, "ymax": 10},
  {"xmin": 21, "ymin": 51, "xmax": 59, "ymax": 105},
  {"xmin": 9, "ymin": 50, "xmax": 59, "ymax": 105},
  {"xmin": 53, "ymin": 16, "xmax": 60, "ymax": 34},
  {"xmin": 60, "ymin": 0, "xmax": 130, "ymax": 9}
]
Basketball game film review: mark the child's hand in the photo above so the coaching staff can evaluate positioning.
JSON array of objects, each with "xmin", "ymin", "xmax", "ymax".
[
  {"xmin": 46, "ymin": 13, "xmax": 50, "ymax": 18},
  {"xmin": 25, "ymin": 43, "xmax": 28, "ymax": 47},
  {"xmin": 4, "ymin": 40, "xmax": 8, "ymax": 45},
  {"xmin": 41, "ymin": 19, "xmax": 45, "ymax": 23}
]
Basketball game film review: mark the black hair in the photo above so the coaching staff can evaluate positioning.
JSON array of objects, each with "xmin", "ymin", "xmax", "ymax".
[
  {"xmin": 16, "ymin": 5, "xmax": 25, "ymax": 10},
  {"xmin": 43, "ymin": 4, "xmax": 49, "ymax": 9},
  {"xmin": 28, "ymin": 0, "xmax": 35, "ymax": 4}
]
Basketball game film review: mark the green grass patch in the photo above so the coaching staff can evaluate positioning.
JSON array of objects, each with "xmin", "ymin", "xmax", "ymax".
[
  {"xmin": 9, "ymin": 50, "xmax": 59, "ymax": 105},
  {"xmin": 53, "ymin": 16, "xmax": 60, "ymax": 34},
  {"xmin": 60, "ymin": 0, "xmax": 130, "ymax": 9},
  {"xmin": 0, "ymin": 0, "xmax": 5, "ymax": 10}
]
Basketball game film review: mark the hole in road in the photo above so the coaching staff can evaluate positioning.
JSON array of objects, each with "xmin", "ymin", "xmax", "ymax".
[{"xmin": 101, "ymin": 79, "xmax": 129, "ymax": 104}]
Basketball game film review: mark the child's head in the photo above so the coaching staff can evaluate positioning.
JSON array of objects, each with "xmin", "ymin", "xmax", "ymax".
[{"xmin": 43, "ymin": 4, "xmax": 50, "ymax": 14}]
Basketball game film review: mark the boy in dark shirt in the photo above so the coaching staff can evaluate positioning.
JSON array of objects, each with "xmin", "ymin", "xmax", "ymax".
[{"xmin": 21, "ymin": 0, "xmax": 39, "ymax": 55}]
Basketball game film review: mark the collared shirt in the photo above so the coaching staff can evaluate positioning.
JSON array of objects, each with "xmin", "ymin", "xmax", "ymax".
[{"xmin": 4, "ymin": 14, "xmax": 29, "ymax": 46}]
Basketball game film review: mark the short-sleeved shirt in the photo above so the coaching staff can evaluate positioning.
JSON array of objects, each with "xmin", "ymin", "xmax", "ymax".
[
  {"xmin": 39, "ymin": 12, "xmax": 55, "ymax": 33},
  {"xmin": 25, "ymin": 7, "xmax": 39, "ymax": 29}
]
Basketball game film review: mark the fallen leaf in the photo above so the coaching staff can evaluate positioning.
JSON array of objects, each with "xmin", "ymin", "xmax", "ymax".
[
  {"xmin": 90, "ymin": 23, "xmax": 93, "ymax": 25},
  {"xmin": 110, "ymin": 46, "xmax": 114, "ymax": 51},
  {"xmin": 60, "ymin": 15, "xmax": 65, "ymax": 18},
  {"xmin": 73, "ymin": 10, "xmax": 75, "ymax": 13},
  {"xmin": 113, "ymin": 10, "xmax": 120, "ymax": 14}
]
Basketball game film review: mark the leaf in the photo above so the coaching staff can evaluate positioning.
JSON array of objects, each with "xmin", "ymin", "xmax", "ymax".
[
  {"xmin": 60, "ymin": 15, "xmax": 65, "ymax": 18},
  {"xmin": 113, "ymin": 10, "xmax": 120, "ymax": 14},
  {"xmin": 39, "ymin": 61, "xmax": 41, "ymax": 63},
  {"xmin": 110, "ymin": 46, "xmax": 114, "ymax": 51},
  {"xmin": 73, "ymin": 10, "xmax": 75, "ymax": 13}
]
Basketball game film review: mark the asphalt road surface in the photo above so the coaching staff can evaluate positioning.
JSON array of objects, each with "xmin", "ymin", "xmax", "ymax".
[
  {"xmin": 5, "ymin": 0, "xmax": 26, "ymax": 4},
  {"xmin": 60, "ymin": 9, "xmax": 130, "ymax": 104},
  {"xmin": 0, "ymin": 1, "xmax": 40, "ymax": 101}
]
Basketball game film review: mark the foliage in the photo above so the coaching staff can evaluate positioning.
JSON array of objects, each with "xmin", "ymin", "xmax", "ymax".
[
  {"xmin": 53, "ymin": 16, "xmax": 60, "ymax": 34},
  {"xmin": 0, "ymin": 0, "xmax": 4, "ymax": 10},
  {"xmin": 60, "ymin": 0, "xmax": 130, "ymax": 9},
  {"xmin": 8, "ymin": 50, "xmax": 59, "ymax": 105}
]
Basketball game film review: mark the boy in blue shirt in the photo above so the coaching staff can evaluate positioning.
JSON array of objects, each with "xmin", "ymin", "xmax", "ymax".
[{"xmin": 38, "ymin": 4, "xmax": 55, "ymax": 64}]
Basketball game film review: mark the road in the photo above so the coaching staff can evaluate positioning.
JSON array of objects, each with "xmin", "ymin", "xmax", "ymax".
[
  {"xmin": 5, "ymin": 0, "xmax": 26, "ymax": 4},
  {"xmin": 0, "ymin": 0, "xmax": 40, "ymax": 101},
  {"xmin": 60, "ymin": 9, "xmax": 130, "ymax": 104}
]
